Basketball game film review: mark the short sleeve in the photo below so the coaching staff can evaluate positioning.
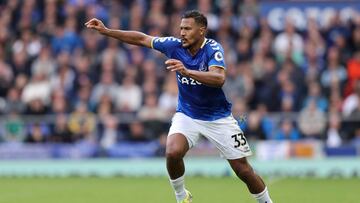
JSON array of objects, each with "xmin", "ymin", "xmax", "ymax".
[
  {"xmin": 206, "ymin": 39, "xmax": 226, "ymax": 69},
  {"xmin": 151, "ymin": 37, "xmax": 181, "ymax": 58},
  {"xmin": 208, "ymin": 49, "xmax": 226, "ymax": 69}
]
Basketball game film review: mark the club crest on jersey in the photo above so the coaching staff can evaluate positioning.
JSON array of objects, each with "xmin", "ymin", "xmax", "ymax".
[{"xmin": 198, "ymin": 61, "xmax": 207, "ymax": 72}]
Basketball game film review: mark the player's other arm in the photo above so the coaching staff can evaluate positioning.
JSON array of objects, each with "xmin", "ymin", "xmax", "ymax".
[
  {"xmin": 166, "ymin": 59, "xmax": 225, "ymax": 88},
  {"xmin": 85, "ymin": 18, "xmax": 153, "ymax": 48},
  {"xmin": 188, "ymin": 66, "xmax": 225, "ymax": 87}
]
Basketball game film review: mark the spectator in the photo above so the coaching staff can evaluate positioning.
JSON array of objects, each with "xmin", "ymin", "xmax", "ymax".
[
  {"xmin": 154, "ymin": 132, "xmax": 167, "ymax": 157},
  {"xmin": 345, "ymin": 50, "xmax": 360, "ymax": 95},
  {"xmin": 142, "ymin": 77, "xmax": 159, "ymax": 97},
  {"xmin": 320, "ymin": 47, "xmax": 347, "ymax": 96},
  {"xmin": 126, "ymin": 121, "xmax": 149, "ymax": 142},
  {"xmin": 303, "ymin": 82, "xmax": 328, "ymax": 111},
  {"xmin": 25, "ymin": 122, "xmax": 50, "ymax": 143},
  {"xmin": 12, "ymin": 29, "xmax": 41, "ymax": 59},
  {"xmin": 236, "ymin": 61, "xmax": 255, "ymax": 102},
  {"xmin": 1, "ymin": 111, "xmax": 25, "ymax": 142},
  {"xmin": 49, "ymin": 114, "xmax": 74, "ymax": 143},
  {"xmin": 274, "ymin": 118, "xmax": 301, "ymax": 141},
  {"xmin": 350, "ymin": 26, "xmax": 360, "ymax": 52},
  {"xmin": 325, "ymin": 13, "xmax": 352, "ymax": 63},
  {"xmin": 342, "ymin": 80, "xmax": 360, "ymax": 117},
  {"xmin": 138, "ymin": 93, "xmax": 167, "ymax": 121},
  {"xmin": 350, "ymin": 128, "xmax": 360, "ymax": 146},
  {"xmin": 95, "ymin": 94, "xmax": 115, "ymax": 117},
  {"xmin": 51, "ymin": 17, "xmax": 82, "ymax": 54},
  {"xmin": 116, "ymin": 73, "xmax": 142, "ymax": 113},
  {"xmin": 31, "ymin": 46, "xmax": 56, "ymax": 78},
  {"xmin": 147, "ymin": 0, "xmax": 168, "ymax": 31},
  {"xmin": 4, "ymin": 87, "xmax": 25, "ymax": 114},
  {"xmin": 197, "ymin": 0, "xmax": 219, "ymax": 35},
  {"xmin": 138, "ymin": 93, "xmax": 167, "ymax": 138},
  {"xmin": 346, "ymin": 99, "xmax": 360, "ymax": 141},
  {"xmin": 253, "ymin": 19, "xmax": 273, "ymax": 57},
  {"xmin": 278, "ymin": 80, "xmax": 297, "ymax": 112},
  {"xmin": 140, "ymin": 59, "xmax": 160, "ymax": 86},
  {"xmin": 24, "ymin": 99, "xmax": 49, "ymax": 115},
  {"xmin": 50, "ymin": 52, "xmax": 76, "ymax": 97},
  {"xmin": 68, "ymin": 102, "xmax": 96, "ymax": 141},
  {"xmin": 256, "ymin": 103, "xmax": 275, "ymax": 140},
  {"xmin": 73, "ymin": 54, "xmax": 93, "ymax": 92},
  {"xmin": 99, "ymin": 114, "xmax": 123, "ymax": 150},
  {"xmin": 50, "ymin": 89, "xmax": 70, "ymax": 114},
  {"xmin": 98, "ymin": 37, "xmax": 128, "ymax": 78},
  {"xmin": 90, "ymin": 71, "xmax": 119, "ymax": 108},
  {"xmin": 10, "ymin": 49, "xmax": 31, "ymax": 77},
  {"xmin": 243, "ymin": 111, "xmax": 266, "ymax": 140},
  {"xmin": 236, "ymin": 38, "xmax": 252, "ymax": 62},
  {"xmin": 326, "ymin": 113, "xmax": 343, "ymax": 147},
  {"xmin": 222, "ymin": 62, "xmax": 247, "ymax": 101},
  {"xmin": 158, "ymin": 72, "xmax": 178, "ymax": 115},
  {"xmin": 302, "ymin": 43, "xmax": 324, "ymax": 83},
  {"xmin": 232, "ymin": 98, "xmax": 248, "ymax": 129},
  {"xmin": 328, "ymin": 91, "xmax": 343, "ymax": 113},
  {"xmin": 73, "ymin": 85, "xmax": 93, "ymax": 111},
  {"xmin": 257, "ymin": 56, "xmax": 279, "ymax": 111},
  {"xmin": 251, "ymin": 51, "xmax": 266, "ymax": 82},
  {"xmin": 273, "ymin": 19, "xmax": 304, "ymax": 65},
  {"xmin": 0, "ymin": 57, "xmax": 14, "ymax": 97},
  {"xmin": 277, "ymin": 60, "xmax": 305, "ymax": 110},
  {"xmin": 304, "ymin": 18, "xmax": 325, "ymax": 58},
  {"xmin": 21, "ymin": 73, "xmax": 51, "ymax": 106},
  {"xmin": 14, "ymin": 74, "xmax": 29, "ymax": 92},
  {"xmin": 298, "ymin": 99, "xmax": 327, "ymax": 139}
]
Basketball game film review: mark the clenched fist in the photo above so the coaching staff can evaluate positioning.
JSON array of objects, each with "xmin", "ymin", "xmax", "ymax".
[{"xmin": 85, "ymin": 18, "xmax": 107, "ymax": 34}]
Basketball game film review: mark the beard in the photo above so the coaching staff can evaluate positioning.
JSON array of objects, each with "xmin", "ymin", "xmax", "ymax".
[{"xmin": 181, "ymin": 39, "xmax": 192, "ymax": 48}]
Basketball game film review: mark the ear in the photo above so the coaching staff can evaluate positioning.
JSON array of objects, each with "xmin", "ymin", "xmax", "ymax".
[{"xmin": 200, "ymin": 27, "xmax": 206, "ymax": 35}]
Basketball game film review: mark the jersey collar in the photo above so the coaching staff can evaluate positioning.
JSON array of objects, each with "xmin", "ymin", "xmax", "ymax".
[{"xmin": 200, "ymin": 38, "xmax": 207, "ymax": 49}]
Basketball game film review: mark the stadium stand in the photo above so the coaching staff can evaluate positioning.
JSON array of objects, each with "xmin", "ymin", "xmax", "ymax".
[{"xmin": 0, "ymin": 0, "xmax": 359, "ymax": 158}]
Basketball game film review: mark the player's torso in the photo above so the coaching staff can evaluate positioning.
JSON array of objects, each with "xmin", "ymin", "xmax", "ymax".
[
  {"xmin": 171, "ymin": 41, "xmax": 231, "ymax": 120},
  {"xmin": 173, "ymin": 47, "xmax": 208, "ymax": 87}
]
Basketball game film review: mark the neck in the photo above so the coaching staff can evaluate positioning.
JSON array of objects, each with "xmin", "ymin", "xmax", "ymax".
[{"xmin": 188, "ymin": 37, "xmax": 205, "ymax": 56}]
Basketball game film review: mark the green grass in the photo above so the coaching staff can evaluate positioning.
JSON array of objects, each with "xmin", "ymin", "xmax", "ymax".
[{"xmin": 0, "ymin": 177, "xmax": 358, "ymax": 203}]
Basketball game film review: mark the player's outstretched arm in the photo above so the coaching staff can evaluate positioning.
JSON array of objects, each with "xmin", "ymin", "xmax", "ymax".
[
  {"xmin": 165, "ymin": 59, "xmax": 225, "ymax": 88},
  {"xmin": 85, "ymin": 18, "xmax": 153, "ymax": 48}
]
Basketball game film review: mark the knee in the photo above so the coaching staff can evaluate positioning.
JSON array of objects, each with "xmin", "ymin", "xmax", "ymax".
[
  {"xmin": 165, "ymin": 147, "xmax": 185, "ymax": 160},
  {"xmin": 165, "ymin": 142, "xmax": 186, "ymax": 160},
  {"xmin": 165, "ymin": 134, "xmax": 189, "ymax": 160}
]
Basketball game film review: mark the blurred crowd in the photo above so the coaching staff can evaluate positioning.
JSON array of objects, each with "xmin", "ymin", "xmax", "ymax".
[{"xmin": 0, "ymin": 0, "xmax": 360, "ymax": 152}]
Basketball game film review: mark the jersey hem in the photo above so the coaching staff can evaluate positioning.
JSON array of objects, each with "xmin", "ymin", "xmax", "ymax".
[{"xmin": 176, "ymin": 110, "xmax": 231, "ymax": 121}]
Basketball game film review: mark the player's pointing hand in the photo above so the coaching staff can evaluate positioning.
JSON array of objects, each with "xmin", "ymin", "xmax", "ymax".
[
  {"xmin": 85, "ymin": 18, "xmax": 107, "ymax": 34},
  {"xmin": 165, "ymin": 59, "xmax": 190, "ymax": 76}
]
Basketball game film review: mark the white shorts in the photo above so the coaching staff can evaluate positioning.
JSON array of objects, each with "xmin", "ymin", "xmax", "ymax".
[{"xmin": 168, "ymin": 112, "xmax": 252, "ymax": 160}]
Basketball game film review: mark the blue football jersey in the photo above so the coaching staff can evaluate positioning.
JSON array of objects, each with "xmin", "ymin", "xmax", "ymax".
[{"xmin": 151, "ymin": 37, "xmax": 232, "ymax": 121}]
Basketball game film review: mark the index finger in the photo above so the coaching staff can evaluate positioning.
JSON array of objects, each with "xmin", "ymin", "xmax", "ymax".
[
  {"xmin": 84, "ymin": 18, "xmax": 97, "ymax": 26},
  {"xmin": 165, "ymin": 59, "xmax": 180, "ymax": 65}
]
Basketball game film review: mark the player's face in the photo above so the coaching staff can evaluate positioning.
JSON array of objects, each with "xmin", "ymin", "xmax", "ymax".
[{"xmin": 180, "ymin": 18, "xmax": 203, "ymax": 48}]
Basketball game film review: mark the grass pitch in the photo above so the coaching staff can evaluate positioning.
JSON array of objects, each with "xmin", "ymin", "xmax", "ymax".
[{"xmin": 0, "ymin": 176, "xmax": 358, "ymax": 203}]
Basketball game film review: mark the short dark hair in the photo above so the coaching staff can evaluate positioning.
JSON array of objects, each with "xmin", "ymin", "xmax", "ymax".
[{"xmin": 182, "ymin": 10, "xmax": 207, "ymax": 28}]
